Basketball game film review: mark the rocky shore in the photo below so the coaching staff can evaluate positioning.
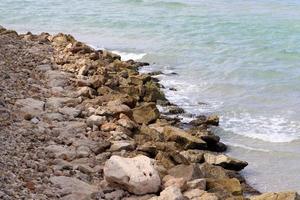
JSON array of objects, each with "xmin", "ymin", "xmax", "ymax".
[{"xmin": 0, "ymin": 26, "xmax": 299, "ymax": 200}]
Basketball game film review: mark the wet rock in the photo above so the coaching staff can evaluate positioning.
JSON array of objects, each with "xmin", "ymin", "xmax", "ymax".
[
  {"xmin": 143, "ymin": 81, "xmax": 166, "ymax": 102},
  {"xmin": 129, "ymin": 74, "xmax": 151, "ymax": 86},
  {"xmin": 168, "ymin": 106, "xmax": 185, "ymax": 115},
  {"xmin": 250, "ymin": 192, "xmax": 300, "ymax": 200},
  {"xmin": 189, "ymin": 115, "xmax": 219, "ymax": 127},
  {"xmin": 168, "ymin": 164, "xmax": 203, "ymax": 182},
  {"xmin": 206, "ymin": 115, "xmax": 220, "ymax": 126},
  {"xmin": 132, "ymin": 103, "xmax": 160, "ymax": 125},
  {"xmin": 163, "ymin": 126, "xmax": 207, "ymax": 150},
  {"xmin": 148, "ymin": 71, "xmax": 163, "ymax": 76},
  {"xmin": 204, "ymin": 153, "xmax": 248, "ymax": 171},
  {"xmin": 104, "ymin": 155, "xmax": 161, "ymax": 195}
]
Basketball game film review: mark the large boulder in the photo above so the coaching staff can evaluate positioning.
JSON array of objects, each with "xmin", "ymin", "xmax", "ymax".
[
  {"xmin": 104, "ymin": 155, "xmax": 161, "ymax": 195},
  {"xmin": 250, "ymin": 192, "xmax": 300, "ymax": 200},
  {"xmin": 203, "ymin": 153, "xmax": 248, "ymax": 171},
  {"xmin": 132, "ymin": 103, "xmax": 160, "ymax": 125},
  {"xmin": 163, "ymin": 126, "xmax": 207, "ymax": 150}
]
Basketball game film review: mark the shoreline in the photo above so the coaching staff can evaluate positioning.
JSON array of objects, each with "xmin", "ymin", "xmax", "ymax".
[{"xmin": 0, "ymin": 26, "xmax": 299, "ymax": 199}]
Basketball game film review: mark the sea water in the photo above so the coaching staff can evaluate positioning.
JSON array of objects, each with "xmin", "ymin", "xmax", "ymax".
[{"xmin": 1, "ymin": 0, "xmax": 300, "ymax": 192}]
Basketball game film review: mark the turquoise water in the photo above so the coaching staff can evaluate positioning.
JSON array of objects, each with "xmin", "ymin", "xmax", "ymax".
[{"xmin": 1, "ymin": 0, "xmax": 300, "ymax": 192}]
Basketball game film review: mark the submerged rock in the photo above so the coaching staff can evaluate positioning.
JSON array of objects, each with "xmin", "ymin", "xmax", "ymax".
[{"xmin": 104, "ymin": 155, "xmax": 161, "ymax": 195}]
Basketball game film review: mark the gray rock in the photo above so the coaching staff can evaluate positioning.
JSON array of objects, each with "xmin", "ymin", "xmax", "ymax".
[
  {"xmin": 15, "ymin": 98, "xmax": 45, "ymax": 117},
  {"xmin": 86, "ymin": 115, "xmax": 106, "ymax": 127},
  {"xmin": 50, "ymin": 176, "xmax": 98, "ymax": 199}
]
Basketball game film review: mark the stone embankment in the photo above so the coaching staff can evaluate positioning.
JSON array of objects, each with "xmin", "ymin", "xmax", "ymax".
[{"xmin": 0, "ymin": 26, "xmax": 299, "ymax": 200}]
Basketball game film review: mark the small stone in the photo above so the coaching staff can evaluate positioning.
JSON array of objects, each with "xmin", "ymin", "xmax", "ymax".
[
  {"xmin": 76, "ymin": 146, "xmax": 91, "ymax": 158},
  {"xmin": 30, "ymin": 117, "xmax": 40, "ymax": 124}
]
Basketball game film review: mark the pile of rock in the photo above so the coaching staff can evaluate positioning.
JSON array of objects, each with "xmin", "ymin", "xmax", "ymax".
[{"xmin": 0, "ymin": 26, "xmax": 299, "ymax": 200}]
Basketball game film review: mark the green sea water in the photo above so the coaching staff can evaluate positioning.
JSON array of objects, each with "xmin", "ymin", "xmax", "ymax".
[{"xmin": 1, "ymin": 0, "xmax": 300, "ymax": 192}]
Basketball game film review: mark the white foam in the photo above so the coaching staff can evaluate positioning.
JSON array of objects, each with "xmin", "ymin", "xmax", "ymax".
[
  {"xmin": 111, "ymin": 50, "xmax": 146, "ymax": 61},
  {"xmin": 222, "ymin": 113, "xmax": 300, "ymax": 143},
  {"xmin": 87, "ymin": 44, "xmax": 146, "ymax": 61}
]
